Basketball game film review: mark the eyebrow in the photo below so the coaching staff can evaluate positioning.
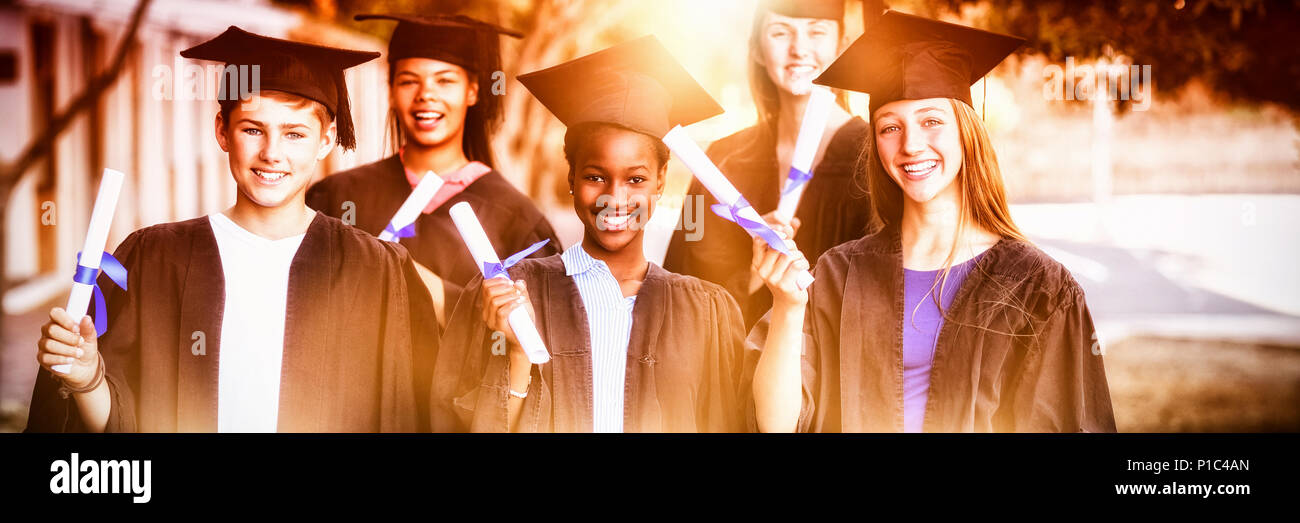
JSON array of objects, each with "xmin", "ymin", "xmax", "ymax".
[
  {"xmin": 581, "ymin": 163, "xmax": 651, "ymax": 174},
  {"xmin": 394, "ymin": 68, "xmax": 461, "ymax": 78},
  {"xmin": 235, "ymin": 118, "xmax": 308, "ymax": 130},
  {"xmin": 874, "ymin": 106, "xmax": 946, "ymax": 122}
]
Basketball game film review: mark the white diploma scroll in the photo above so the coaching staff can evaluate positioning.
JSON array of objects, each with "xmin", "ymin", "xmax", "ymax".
[
  {"xmin": 378, "ymin": 170, "xmax": 445, "ymax": 242},
  {"xmin": 776, "ymin": 86, "xmax": 835, "ymax": 222},
  {"xmin": 661, "ymin": 126, "xmax": 814, "ymax": 290},
  {"xmin": 54, "ymin": 168, "xmax": 125, "ymax": 374},
  {"xmin": 448, "ymin": 202, "xmax": 551, "ymax": 364}
]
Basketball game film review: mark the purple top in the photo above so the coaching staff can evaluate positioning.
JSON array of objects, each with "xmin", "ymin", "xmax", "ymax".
[{"xmin": 901, "ymin": 253, "xmax": 984, "ymax": 432}]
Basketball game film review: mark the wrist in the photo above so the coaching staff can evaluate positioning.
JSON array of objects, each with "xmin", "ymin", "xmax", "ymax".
[
  {"xmin": 772, "ymin": 293, "xmax": 808, "ymax": 311},
  {"xmin": 58, "ymin": 354, "xmax": 104, "ymax": 399},
  {"xmin": 508, "ymin": 373, "xmax": 532, "ymax": 399},
  {"xmin": 508, "ymin": 348, "xmax": 532, "ymax": 376},
  {"xmin": 508, "ymin": 343, "xmax": 532, "ymax": 365}
]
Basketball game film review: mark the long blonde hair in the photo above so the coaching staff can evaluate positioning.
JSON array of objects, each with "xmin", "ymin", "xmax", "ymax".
[
  {"xmin": 861, "ymin": 98, "xmax": 1031, "ymax": 329},
  {"xmin": 746, "ymin": 9, "xmax": 850, "ymax": 135}
]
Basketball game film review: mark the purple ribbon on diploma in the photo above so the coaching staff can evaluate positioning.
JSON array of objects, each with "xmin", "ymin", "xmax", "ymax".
[
  {"xmin": 710, "ymin": 197, "xmax": 792, "ymax": 255},
  {"xmin": 781, "ymin": 166, "xmax": 812, "ymax": 196},
  {"xmin": 482, "ymin": 239, "xmax": 552, "ymax": 280},
  {"xmin": 73, "ymin": 251, "xmax": 128, "ymax": 335},
  {"xmin": 383, "ymin": 221, "xmax": 416, "ymax": 239}
]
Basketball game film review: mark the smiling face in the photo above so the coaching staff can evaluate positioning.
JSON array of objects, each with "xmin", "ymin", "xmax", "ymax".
[
  {"xmin": 566, "ymin": 124, "xmax": 667, "ymax": 255},
  {"xmin": 873, "ymin": 98, "xmax": 965, "ymax": 205},
  {"xmin": 390, "ymin": 57, "xmax": 478, "ymax": 150},
  {"xmin": 755, "ymin": 11, "xmax": 841, "ymax": 96},
  {"xmin": 215, "ymin": 91, "xmax": 335, "ymax": 210}
]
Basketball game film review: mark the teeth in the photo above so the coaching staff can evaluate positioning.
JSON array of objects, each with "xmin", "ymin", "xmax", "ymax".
[
  {"xmin": 254, "ymin": 169, "xmax": 287, "ymax": 181},
  {"xmin": 904, "ymin": 160, "xmax": 937, "ymax": 173},
  {"xmin": 788, "ymin": 65, "xmax": 816, "ymax": 79},
  {"xmin": 602, "ymin": 213, "xmax": 632, "ymax": 226},
  {"xmin": 414, "ymin": 111, "xmax": 443, "ymax": 119},
  {"xmin": 598, "ymin": 212, "xmax": 637, "ymax": 230}
]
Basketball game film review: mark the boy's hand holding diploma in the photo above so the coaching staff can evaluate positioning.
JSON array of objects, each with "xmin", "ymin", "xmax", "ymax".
[
  {"xmin": 37, "ymin": 308, "xmax": 101, "ymax": 392},
  {"xmin": 47, "ymin": 167, "xmax": 125, "ymax": 380}
]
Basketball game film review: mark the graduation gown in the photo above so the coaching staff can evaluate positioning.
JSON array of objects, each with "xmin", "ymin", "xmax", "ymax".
[
  {"xmin": 663, "ymin": 118, "xmax": 873, "ymax": 329},
  {"xmin": 25, "ymin": 212, "xmax": 439, "ymax": 432},
  {"xmin": 432, "ymin": 255, "xmax": 747, "ymax": 433},
  {"xmin": 744, "ymin": 225, "xmax": 1118, "ymax": 432},
  {"xmin": 306, "ymin": 155, "xmax": 561, "ymax": 311}
]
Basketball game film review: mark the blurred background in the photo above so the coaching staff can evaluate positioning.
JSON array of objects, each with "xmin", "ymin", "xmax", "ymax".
[{"xmin": 0, "ymin": 0, "xmax": 1296, "ymax": 432}]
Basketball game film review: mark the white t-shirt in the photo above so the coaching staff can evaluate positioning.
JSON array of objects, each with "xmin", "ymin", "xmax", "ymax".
[{"xmin": 208, "ymin": 212, "xmax": 306, "ymax": 433}]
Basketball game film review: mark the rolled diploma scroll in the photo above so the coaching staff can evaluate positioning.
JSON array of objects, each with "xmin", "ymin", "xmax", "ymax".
[
  {"xmin": 377, "ymin": 170, "xmax": 445, "ymax": 242},
  {"xmin": 54, "ymin": 168, "xmax": 125, "ymax": 374},
  {"xmin": 661, "ymin": 126, "xmax": 815, "ymax": 290},
  {"xmin": 448, "ymin": 202, "xmax": 550, "ymax": 364},
  {"xmin": 776, "ymin": 86, "xmax": 836, "ymax": 222}
]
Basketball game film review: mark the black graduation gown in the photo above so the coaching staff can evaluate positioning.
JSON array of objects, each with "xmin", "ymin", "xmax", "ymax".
[
  {"xmin": 663, "ymin": 118, "xmax": 873, "ymax": 329},
  {"xmin": 305, "ymin": 155, "xmax": 561, "ymax": 312},
  {"xmin": 432, "ymin": 255, "xmax": 748, "ymax": 433},
  {"xmin": 24, "ymin": 212, "xmax": 440, "ymax": 432},
  {"xmin": 743, "ymin": 225, "xmax": 1118, "ymax": 432}
]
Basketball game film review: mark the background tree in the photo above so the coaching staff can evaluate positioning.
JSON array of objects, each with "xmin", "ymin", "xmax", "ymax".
[{"xmin": 919, "ymin": 0, "xmax": 1300, "ymax": 112}]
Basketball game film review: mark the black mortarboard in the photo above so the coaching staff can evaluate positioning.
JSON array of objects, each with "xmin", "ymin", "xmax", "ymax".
[
  {"xmin": 759, "ymin": 0, "xmax": 845, "ymax": 21},
  {"xmin": 815, "ymin": 10, "xmax": 1025, "ymax": 116},
  {"xmin": 180, "ymin": 26, "xmax": 378, "ymax": 150},
  {"xmin": 353, "ymin": 13, "xmax": 522, "ymax": 73},
  {"xmin": 517, "ymin": 35, "xmax": 723, "ymax": 138}
]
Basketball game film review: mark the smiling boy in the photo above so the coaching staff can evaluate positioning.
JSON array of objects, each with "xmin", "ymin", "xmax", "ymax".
[{"xmin": 26, "ymin": 27, "xmax": 439, "ymax": 433}]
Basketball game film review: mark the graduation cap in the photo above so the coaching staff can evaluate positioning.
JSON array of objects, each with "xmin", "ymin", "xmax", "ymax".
[
  {"xmin": 354, "ymin": 13, "xmax": 522, "ymax": 73},
  {"xmin": 180, "ymin": 26, "xmax": 378, "ymax": 150},
  {"xmin": 759, "ymin": 0, "xmax": 845, "ymax": 21},
  {"xmin": 517, "ymin": 35, "xmax": 723, "ymax": 138},
  {"xmin": 814, "ymin": 10, "xmax": 1025, "ymax": 116}
]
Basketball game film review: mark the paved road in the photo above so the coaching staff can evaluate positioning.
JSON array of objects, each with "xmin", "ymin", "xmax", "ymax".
[
  {"xmin": 1038, "ymin": 238, "xmax": 1277, "ymax": 318},
  {"xmin": 1036, "ymin": 238, "xmax": 1300, "ymax": 348}
]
